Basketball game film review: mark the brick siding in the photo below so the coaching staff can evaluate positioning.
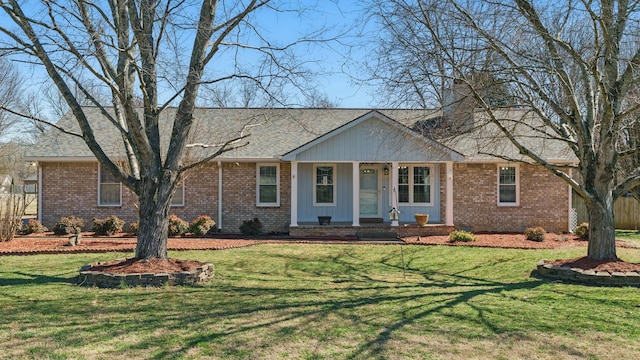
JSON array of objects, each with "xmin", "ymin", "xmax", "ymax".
[
  {"xmin": 39, "ymin": 161, "xmax": 568, "ymax": 235},
  {"xmin": 452, "ymin": 163, "xmax": 569, "ymax": 233},
  {"xmin": 40, "ymin": 161, "xmax": 291, "ymax": 234}
]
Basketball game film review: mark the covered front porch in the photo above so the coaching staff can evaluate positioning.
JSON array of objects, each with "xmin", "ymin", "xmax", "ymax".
[{"xmin": 282, "ymin": 111, "xmax": 463, "ymax": 238}]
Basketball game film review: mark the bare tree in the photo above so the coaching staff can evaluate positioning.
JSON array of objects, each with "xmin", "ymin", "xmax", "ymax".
[
  {"xmin": 368, "ymin": 0, "xmax": 640, "ymax": 260},
  {"xmin": 0, "ymin": 0, "xmax": 329, "ymax": 259},
  {"xmin": 304, "ymin": 89, "xmax": 340, "ymax": 108},
  {"xmin": 0, "ymin": 57, "xmax": 24, "ymax": 137}
]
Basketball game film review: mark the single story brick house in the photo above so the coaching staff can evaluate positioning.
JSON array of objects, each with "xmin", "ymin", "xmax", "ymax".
[{"xmin": 25, "ymin": 107, "xmax": 576, "ymax": 236}]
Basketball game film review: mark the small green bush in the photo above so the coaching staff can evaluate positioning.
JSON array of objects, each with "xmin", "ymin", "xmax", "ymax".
[
  {"xmin": 168, "ymin": 214, "xmax": 189, "ymax": 236},
  {"xmin": 92, "ymin": 215, "xmax": 125, "ymax": 236},
  {"xmin": 525, "ymin": 227, "xmax": 546, "ymax": 242},
  {"xmin": 19, "ymin": 219, "xmax": 48, "ymax": 235},
  {"xmin": 240, "ymin": 217, "xmax": 262, "ymax": 236},
  {"xmin": 190, "ymin": 215, "xmax": 216, "ymax": 236},
  {"xmin": 575, "ymin": 222, "xmax": 589, "ymax": 239},
  {"xmin": 53, "ymin": 216, "xmax": 84, "ymax": 235},
  {"xmin": 449, "ymin": 230, "xmax": 476, "ymax": 242}
]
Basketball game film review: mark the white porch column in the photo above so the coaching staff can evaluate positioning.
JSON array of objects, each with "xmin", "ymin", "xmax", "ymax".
[
  {"xmin": 352, "ymin": 162, "xmax": 360, "ymax": 226},
  {"xmin": 445, "ymin": 161, "xmax": 454, "ymax": 226},
  {"xmin": 391, "ymin": 162, "xmax": 399, "ymax": 226},
  {"xmin": 290, "ymin": 161, "xmax": 298, "ymax": 227}
]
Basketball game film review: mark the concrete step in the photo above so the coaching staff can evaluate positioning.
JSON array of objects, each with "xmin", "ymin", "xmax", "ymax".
[{"xmin": 356, "ymin": 230, "xmax": 401, "ymax": 242}]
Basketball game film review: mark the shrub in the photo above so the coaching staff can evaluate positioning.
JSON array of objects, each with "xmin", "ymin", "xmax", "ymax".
[
  {"xmin": 129, "ymin": 221, "xmax": 139, "ymax": 236},
  {"xmin": 92, "ymin": 215, "xmax": 125, "ymax": 236},
  {"xmin": 449, "ymin": 230, "xmax": 476, "ymax": 242},
  {"xmin": 168, "ymin": 214, "xmax": 189, "ymax": 236},
  {"xmin": 190, "ymin": 215, "xmax": 216, "ymax": 236},
  {"xmin": 53, "ymin": 216, "xmax": 84, "ymax": 235},
  {"xmin": 19, "ymin": 219, "xmax": 48, "ymax": 235},
  {"xmin": 239, "ymin": 217, "xmax": 262, "ymax": 236},
  {"xmin": 575, "ymin": 222, "xmax": 589, "ymax": 240},
  {"xmin": 525, "ymin": 227, "xmax": 546, "ymax": 242}
]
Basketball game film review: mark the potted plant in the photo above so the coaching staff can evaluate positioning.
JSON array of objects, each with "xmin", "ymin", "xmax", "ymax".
[
  {"xmin": 414, "ymin": 213, "xmax": 429, "ymax": 226},
  {"xmin": 318, "ymin": 215, "xmax": 332, "ymax": 225}
]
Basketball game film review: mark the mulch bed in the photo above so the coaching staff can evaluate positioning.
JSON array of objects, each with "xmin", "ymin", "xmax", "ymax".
[{"xmin": 3, "ymin": 232, "xmax": 640, "ymax": 274}]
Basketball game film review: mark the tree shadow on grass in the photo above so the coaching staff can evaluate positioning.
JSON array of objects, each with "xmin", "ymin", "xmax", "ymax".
[
  {"xmin": 1, "ymin": 247, "xmax": 600, "ymax": 359},
  {"xmin": 143, "ymin": 257, "xmax": 548, "ymax": 360},
  {"xmin": 0, "ymin": 271, "xmax": 75, "ymax": 286}
]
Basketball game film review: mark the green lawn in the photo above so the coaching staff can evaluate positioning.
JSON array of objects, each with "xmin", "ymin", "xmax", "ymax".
[
  {"xmin": 2, "ymin": 244, "xmax": 640, "ymax": 359},
  {"xmin": 617, "ymin": 229, "xmax": 640, "ymax": 244}
]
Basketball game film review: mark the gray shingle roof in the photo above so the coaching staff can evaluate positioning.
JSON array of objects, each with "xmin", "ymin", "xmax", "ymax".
[{"xmin": 25, "ymin": 107, "xmax": 576, "ymax": 163}]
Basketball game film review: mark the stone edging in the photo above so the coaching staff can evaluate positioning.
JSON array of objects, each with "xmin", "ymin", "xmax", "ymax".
[
  {"xmin": 78, "ymin": 262, "xmax": 214, "ymax": 288},
  {"xmin": 536, "ymin": 260, "xmax": 640, "ymax": 286}
]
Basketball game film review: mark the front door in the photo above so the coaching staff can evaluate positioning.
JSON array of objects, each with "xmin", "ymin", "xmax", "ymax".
[{"xmin": 359, "ymin": 167, "xmax": 380, "ymax": 218}]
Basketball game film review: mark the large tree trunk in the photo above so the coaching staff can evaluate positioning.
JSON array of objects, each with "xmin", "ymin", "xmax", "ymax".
[
  {"xmin": 135, "ymin": 178, "xmax": 174, "ymax": 259},
  {"xmin": 584, "ymin": 161, "xmax": 618, "ymax": 260},
  {"xmin": 586, "ymin": 196, "xmax": 617, "ymax": 260}
]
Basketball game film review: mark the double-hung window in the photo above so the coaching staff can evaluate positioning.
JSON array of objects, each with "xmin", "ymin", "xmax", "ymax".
[
  {"xmin": 98, "ymin": 164, "xmax": 121, "ymax": 206},
  {"xmin": 398, "ymin": 165, "xmax": 432, "ymax": 205},
  {"xmin": 257, "ymin": 164, "xmax": 280, "ymax": 206},
  {"xmin": 171, "ymin": 181, "xmax": 185, "ymax": 206},
  {"xmin": 498, "ymin": 165, "xmax": 519, "ymax": 206},
  {"xmin": 314, "ymin": 164, "xmax": 335, "ymax": 205}
]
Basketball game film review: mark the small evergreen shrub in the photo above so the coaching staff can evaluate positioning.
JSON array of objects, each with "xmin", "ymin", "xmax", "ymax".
[
  {"xmin": 129, "ymin": 221, "xmax": 139, "ymax": 236},
  {"xmin": 168, "ymin": 214, "xmax": 189, "ymax": 236},
  {"xmin": 19, "ymin": 219, "xmax": 48, "ymax": 235},
  {"xmin": 53, "ymin": 216, "xmax": 84, "ymax": 235},
  {"xmin": 92, "ymin": 215, "xmax": 125, "ymax": 236},
  {"xmin": 239, "ymin": 217, "xmax": 262, "ymax": 236},
  {"xmin": 190, "ymin": 215, "xmax": 216, "ymax": 236},
  {"xmin": 449, "ymin": 230, "xmax": 476, "ymax": 242},
  {"xmin": 525, "ymin": 227, "xmax": 546, "ymax": 242},
  {"xmin": 575, "ymin": 222, "xmax": 589, "ymax": 239}
]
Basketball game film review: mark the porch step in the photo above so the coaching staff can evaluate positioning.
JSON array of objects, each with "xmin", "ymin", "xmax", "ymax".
[
  {"xmin": 356, "ymin": 230, "xmax": 401, "ymax": 242},
  {"xmin": 359, "ymin": 217, "xmax": 384, "ymax": 224}
]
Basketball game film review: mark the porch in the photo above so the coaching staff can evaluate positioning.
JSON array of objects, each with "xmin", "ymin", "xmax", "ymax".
[{"xmin": 288, "ymin": 221, "xmax": 454, "ymax": 239}]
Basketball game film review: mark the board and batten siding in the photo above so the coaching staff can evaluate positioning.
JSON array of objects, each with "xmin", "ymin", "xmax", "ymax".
[
  {"xmin": 297, "ymin": 163, "xmax": 353, "ymax": 222},
  {"xmin": 291, "ymin": 117, "xmax": 453, "ymax": 162},
  {"xmin": 396, "ymin": 164, "xmax": 441, "ymax": 223}
]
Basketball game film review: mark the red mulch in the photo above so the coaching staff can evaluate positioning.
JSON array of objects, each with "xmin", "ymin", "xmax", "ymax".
[
  {"xmin": 0, "ymin": 232, "xmax": 258, "ymax": 255},
  {"xmin": 402, "ymin": 233, "xmax": 588, "ymax": 249},
  {"xmin": 547, "ymin": 257, "xmax": 640, "ymax": 272},
  {"xmin": 87, "ymin": 258, "xmax": 208, "ymax": 274},
  {"xmin": 3, "ymin": 232, "xmax": 639, "ymax": 274}
]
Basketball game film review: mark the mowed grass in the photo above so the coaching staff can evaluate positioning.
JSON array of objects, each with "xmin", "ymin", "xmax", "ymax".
[
  {"xmin": 2, "ymin": 245, "xmax": 640, "ymax": 359},
  {"xmin": 617, "ymin": 229, "xmax": 640, "ymax": 244}
]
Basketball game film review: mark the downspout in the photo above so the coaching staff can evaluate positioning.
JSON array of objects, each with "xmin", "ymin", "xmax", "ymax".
[
  {"xmin": 568, "ymin": 168, "xmax": 573, "ymax": 233},
  {"xmin": 218, "ymin": 161, "xmax": 223, "ymax": 232},
  {"xmin": 37, "ymin": 164, "xmax": 42, "ymax": 224}
]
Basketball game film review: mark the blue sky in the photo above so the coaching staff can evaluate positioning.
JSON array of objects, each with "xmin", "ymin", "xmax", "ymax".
[{"xmin": 1, "ymin": 0, "xmax": 380, "ymax": 115}]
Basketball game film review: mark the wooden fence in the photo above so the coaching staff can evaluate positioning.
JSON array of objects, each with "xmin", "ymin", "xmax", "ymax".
[{"xmin": 573, "ymin": 193, "xmax": 640, "ymax": 230}]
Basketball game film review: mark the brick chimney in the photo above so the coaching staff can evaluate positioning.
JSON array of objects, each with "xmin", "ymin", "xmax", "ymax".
[{"xmin": 442, "ymin": 79, "xmax": 475, "ymax": 133}]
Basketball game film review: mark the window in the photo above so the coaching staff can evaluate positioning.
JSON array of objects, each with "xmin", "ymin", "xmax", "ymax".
[
  {"xmin": 257, "ymin": 164, "xmax": 280, "ymax": 206},
  {"xmin": 171, "ymin": 181, "xmax": 185, "ymax": 206},
  {"xmin": 314, "ymin": 164, "xmax": 335, "ymax": 205},
  {"xmin": 498, "ymin": 165, "xmax": 519, "ymax": 206},
  {"xmin": 398, "ymin": 165, "xmax": 432, "ymax": 204},
  {"xmin": 98, "ymin": 164, "xmax": 121, "ymax": 206}
]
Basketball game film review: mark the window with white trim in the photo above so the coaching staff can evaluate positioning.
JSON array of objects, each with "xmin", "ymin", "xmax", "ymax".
[
  {"xmin": 498, "ymin": 165, "xmax": 519, "ymax": 206},
  {"xmin": 256, "ymin": 164, "xmax": 280, "ymax": 206},
  {"xmin": 98, "ymin": 164, "xmax": 121, "ymax": 206},
  {"xmin": 398, "ymin": 165, "xmax": 432, "ymax": 205},
  {"xmin": 314, "ymin": 164, "xmax": 335, "ymax": 205},
  {"xmin": 171, "ymin": 181, "xmax": 185, "ymax": 206}
]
